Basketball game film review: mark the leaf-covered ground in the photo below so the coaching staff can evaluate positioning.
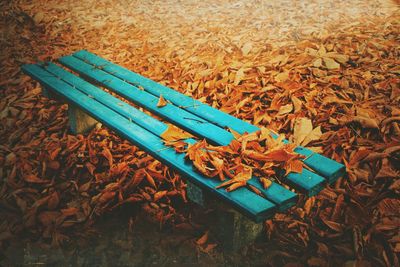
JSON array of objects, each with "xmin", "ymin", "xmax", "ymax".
[{"xmin": 1, "ymin": 0, "xmax": 399, "ymax": 266}]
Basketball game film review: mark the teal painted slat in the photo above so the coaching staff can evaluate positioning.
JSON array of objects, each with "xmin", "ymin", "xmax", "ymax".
[
  {"xmin": 73, "ymin": 50, "xmax": 257, "ymax": 134},
  {"xmin": 42, "ymin": 63, "xmax": 168, "ymax": 136},
  {"xmin": 58, "ymin": 56, "xmax": 234, "ymax": 146},
  {"xmin": 21, "ymin": 64, "xmax": 276, "ymax": 222},
  {"xmin": 70, "ymin": 50, "xmax": 345, "ymax": 183},
  {"xmin": 44, "ymin": 62, "xmax": 297, "ymax": 210},
  {"xmin": 293, "ymin": 147, "xmax": 345, "ymax": 184},
  {"xmin": 59, "ymin": 56, "xmax": 325, "ymax": 196}
]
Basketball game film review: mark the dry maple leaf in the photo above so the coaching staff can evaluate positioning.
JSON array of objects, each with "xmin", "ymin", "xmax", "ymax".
[
  {"xmin": 284, "ymin": 158, "xmax": 303, "ymax": 175},
  {"xmin": 293, "ymin": 117, "xmax": 322, "ymax": 146},
  {"xmin": 216, "ymin": 165, "xmax": 252, "ymax": 191}
]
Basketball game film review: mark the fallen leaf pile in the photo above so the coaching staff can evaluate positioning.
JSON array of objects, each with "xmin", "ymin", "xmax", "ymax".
[
  {"xmin": 164, "ymin": 128, "xmax": 304, "ymax": 192},
  {"xmin": 1, "ymin": 0, "xmax": 399, "ymax": 266}
]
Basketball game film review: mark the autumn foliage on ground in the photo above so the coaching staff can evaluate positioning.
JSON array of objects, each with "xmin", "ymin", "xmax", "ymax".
[{"xmin": 1, "ymin": 0, "xmax": 399, "ymax": 266}]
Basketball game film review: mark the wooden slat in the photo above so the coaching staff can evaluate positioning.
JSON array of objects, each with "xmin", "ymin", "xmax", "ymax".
[
  {"xmin": 21, "ymin": 63, "xmax": 276, "ymax": 222},
  {"xmin": 43, "ymin": 63, "xmax": 168, "ymax": 136},
  {"xmin": 59, "ymin": 56, "xmax": 326, "ymax": 196},
  {"xmin": 70, "ymin": 50, "xmax": 345, "ymax": 184},
  {"xmin": 42, "ymin": 62, "xmax": 298, "ymax": 210},
  {"xmin": 73, "ymin": 50, "xmax": 257, "ymax": 133},
  {"xmin": 59, "ymin": 56, "xmax": 233, "ymax": 146}
]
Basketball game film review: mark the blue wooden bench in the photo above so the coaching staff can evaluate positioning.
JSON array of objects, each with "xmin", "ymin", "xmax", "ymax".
[{"xmin": 22, "ymin": 50, "xmax": 345, "ymax": 249}]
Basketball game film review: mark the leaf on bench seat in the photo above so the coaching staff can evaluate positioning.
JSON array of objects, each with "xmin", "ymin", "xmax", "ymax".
[
  {"xmin": 156, "ymin": 95, "xmax": 167, "ymax": 107},
  {"xmin": 164, "ymin": 126, "xmax": 308, "ymax": 193},
  {"xmin": 216, "ymin": 165, "xmax": 252, "ymax": 192},
  {"xmin": 160, "ymin": 125, "xmax": 193, "ymax": 141},
  {"xmin": 284, "ymin": 159, "xmax": 303, "ymax": 175},
  {"xmin": 260, "ymin": 178, "xmax": 272, "ymax": 189}
]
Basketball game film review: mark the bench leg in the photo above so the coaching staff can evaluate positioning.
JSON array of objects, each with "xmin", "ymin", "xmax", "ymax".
[
  {"xmin": 68, "ymin": 105, "xmax": 98, "ymax": 134},
  {"xmin": 186, "ymin": 180, "xmax": 264, "ymax": 251},
  {"xmin": 209, "ymin": 201, "xmax": 264, "ymax": 251},
  {"xmin": 186, "ymin": 180, "xmax": 206, "ymax": 207}
]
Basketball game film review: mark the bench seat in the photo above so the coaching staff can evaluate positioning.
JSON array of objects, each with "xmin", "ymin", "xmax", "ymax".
[{"xmin": 21, "ymin": 50, "xmax": 345, "ymax": 223}]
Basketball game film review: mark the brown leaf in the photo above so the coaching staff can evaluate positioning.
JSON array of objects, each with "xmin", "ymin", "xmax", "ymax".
[
  {"xmin": 98, "ymin": 191, "xmax": 116, "ymax": 204},
  {"xmin": 47, "ymin": 191, "xmax": 59, "ymax": 210},
  {"xmin": 153, "ymin": 190, "xmax": 167, "ymax": 202},
  {"xmin": 293, "ymin": 117, "xmax": 322, "ymax": 146},
  {"xmin": 196, "ymin": 231, "xmax": 209, "ymax": 245},
  {"xmin": 24, "ymin": 174, "xmax": 48, "ymax": 184},
  {"xmin": 277, "ymin": 104, "xmax": 293, "ymax": 116},
  {"xmin": 102, "ymin": 147, "xmax": 113, "ymax": 167},
  {"xmin": 352, "ymin": 115, "xmax": 379, "ymax": 129},
  {"xmin": 304, "ymin": 197, "xmax": 315, "ymax": 215},
  {"xmin": 145, "ymin": 171, "xmax": 157, "ymax": 188}
]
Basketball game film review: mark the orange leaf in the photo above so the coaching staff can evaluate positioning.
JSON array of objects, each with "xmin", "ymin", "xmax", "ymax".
[
  {"xmin": 79, "ymin": 179, "xmax": 92, "ymax": 192},
  {"xmin": 216, "ymin": 166, "xmax": 252, "ymax": 190},
  {"xmin": 98, "ymin": 191, "xmax": 116, "ymax": 204},
  {"xmin": 203, "ymin": 243, "xmax": 218, "ymax": 253},
  {"xmin": 153, "ymin": 190, "xmax": 167, "ymax": 202},
  {"xmin": 61, "ymin": 207, "xmax": 78, "ymax": 216},
  {"xmin": 196, "ymin": 231, "xmax": 209, "ymax": 245},
  {"xmin": 304, "ymin": 196, "xmax": 315, "ymax": 215},
  {"xmin": 262, "ymin": 149, "xmax": 293, "ymax": 162},
  {"xmin": 260, "ymin": 178, "xmax": 272, "ymax": 189},
  {"xmin": 160, "ymin": 125, "xmax": 193, "ymax": 141},
  {"xmin": 215, "ymin": 178, "xmax": 237, "ymax": 189},
  {"xmin": 226, "ymin": 181, "xmax": 247, "ymax": 192},
  {"xmin": 85, "ymin": 162, "xmax": 96, "ymax": 175},
  {"xmin": 145, "ymin": 171, "xmax": 157, "ymax": 188},
  {"xmin": 285, "ymin": 159, "xmax": 303, "ymax": 175},
  {"xmin": 24, "ymin": 174, "xmax": 48, "ymax": 184},
  {"xmin": 47, "ymin": 191, "xmax": 59, "ymax": 210},
  {"xmin": 102, "ymin": 147, "xmax": 113, "ymax": 167},
  {"xmin": 228, "ymin": 128, "xmax": 242, "ymax": 140},
  {"xmin": 157, "ymin": 95, "xmax": 167, "ymax": 107},
  {"xmin": 248, "ymin": 184, "xmax": 262, "ymax": 196}
]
